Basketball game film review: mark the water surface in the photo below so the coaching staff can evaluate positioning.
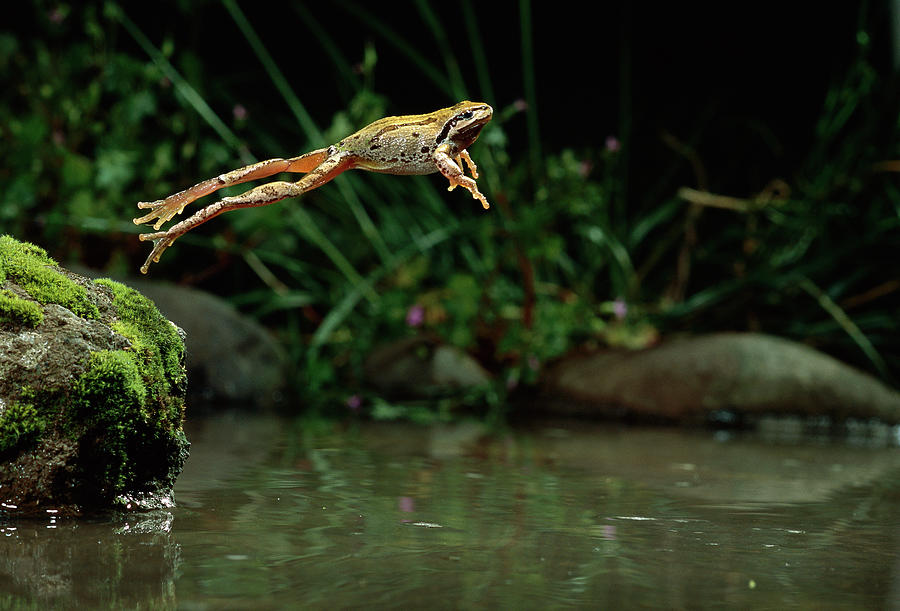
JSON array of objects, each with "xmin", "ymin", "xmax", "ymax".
[{"xmin": 3, "ymin": 412, "xmax": 900, "ymax": 608}]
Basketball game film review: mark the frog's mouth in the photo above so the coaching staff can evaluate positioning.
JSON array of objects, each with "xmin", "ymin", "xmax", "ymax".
[{"xmin": 453, "ymin": 123, "xmax": 488, "ymax": 147}]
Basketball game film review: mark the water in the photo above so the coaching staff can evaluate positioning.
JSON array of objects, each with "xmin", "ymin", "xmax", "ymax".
[{"xmin": 3, "ymin": 411, "xmax": 900, "ymax": 609}]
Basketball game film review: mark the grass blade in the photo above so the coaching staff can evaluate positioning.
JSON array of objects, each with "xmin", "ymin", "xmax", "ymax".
[
  {"xmin": 341, "ymin": 2, "xmax": 453, "ymax": 97},
  {"xmin": 289, "ymin": 207, "xmax": 379, "ymax": 304},
  {"xmin": 309, "ymin": 222, "xmax": 462, "ymax": 356},
  {"xmin": 519, "ymin": 0, "xmax": 541, "ymax": 173},
  {"xmin": 108, "ymin": 3, "xmax": 253, "ymax": 163},
  {"xmin": 798, "ymin": 277, "xmax": 889, "ymax": 379},
  {"xmin": 461, "ymin": 0, "xmax": 496, "ymax": 103},
  {"xmin": 222, "ymin": 0, "xmax": 323, "ymax": 144},
  {"xmin": 414, "ymin": 0, "xmax": 468, "ymax": 99}
]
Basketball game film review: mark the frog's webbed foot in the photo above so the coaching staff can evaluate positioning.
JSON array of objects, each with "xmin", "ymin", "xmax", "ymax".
[
  {"xmin": 446, "ymin": 175, "xmax": 490, "ymax": 210},
  {"xmin": 137, "ymin": 229, "xmax": 180, "ymax": 275},
  {"xmin": 134, "ymin": 192, "xmax": 193, "ymax": 231},
  {"xmin": 435, "ymin": 148, "xmax": 490, "ymax": 210}
]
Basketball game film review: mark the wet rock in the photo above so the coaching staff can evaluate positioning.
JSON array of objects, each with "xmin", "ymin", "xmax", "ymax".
[
  {"xmin": 0, "ymin": 236, "xmax": 189, "ymax": 516},
  {"xmin": 364, "ymin": 335, "xmax": 492, "ymax": 397},
  {"xmin": 540, "ymin": 332, "xmax": 900, "ymax": 422}
]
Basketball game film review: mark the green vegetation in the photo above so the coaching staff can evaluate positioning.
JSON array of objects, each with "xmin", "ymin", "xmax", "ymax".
[
  {"xmin": 95, "ymin": 278, "xmax": 185, "ymax": 430},
  {"xmin": 0, "ymin": 235, "xmax": 99, "ymax": 319},
  {"xmin": 0, "ymin": 288, "xmax": 43, "ymax": 327},
  {"xmin": 69, "ymin": 350, "xmax": 151, "ymax": 489},
  {"xmin": 1, "ymin": 4, "xmax": 897, "ymax": 418},
  {"xmin": 0, "ymin": 401, "xmax": 45, "ymax": 455}
]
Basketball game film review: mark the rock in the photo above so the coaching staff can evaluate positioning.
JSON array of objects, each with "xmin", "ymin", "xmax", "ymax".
[
  {"xmin": 106, "ymin": 278, "xmax": 288, "ymax": 406},
  {"xmin": 68, "ymin": 268, "xmax": 288, "ymax": 407},
  {"xmin": 0, "ymin": 235, "xmax": 189, "ymax": 516},
  {"xmin": 540, "ymin": 332, "xmax": 900, "ymax": 422},
  {"xmin": 363, "ymin": 335, "xmax": 492, "ymax": 397}
]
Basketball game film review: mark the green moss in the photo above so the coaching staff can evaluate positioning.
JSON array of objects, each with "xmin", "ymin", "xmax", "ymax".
[
  {"xmin": 94, "ymin": 278, "xmax": 185, "ymax": 429},
  {"xmin": 0, "ymin": 235, "xmax": 99, "ymax": 320},
  {"xmin": 0, "ymin": 288, "xmax": 43, "ymax": 327},
  {"xmin": 60, "ymin": 280, "xmax": 186, "ymax": 492},
  {"xmin": 0, "ymin": 401, "xmax": 45, "ymax": 455},
  {"xmin": 72, "ymin": 351, "xmax": 147, "ymax": 421},
  {"xmin": 70, "ymin": 351, "xmax": 147, "ymax": 488}
]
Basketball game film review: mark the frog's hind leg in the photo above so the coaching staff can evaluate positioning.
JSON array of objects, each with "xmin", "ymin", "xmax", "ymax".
[
  {"xmin": 134, "ymin": 148, "xmax": 332, "ymax": 231},
  {"xmin": 137, "ymin": 153, "xmax": 353, "ymax": 273}
]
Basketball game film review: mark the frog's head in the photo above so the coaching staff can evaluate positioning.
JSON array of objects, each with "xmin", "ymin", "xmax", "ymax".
[{"xmin": 438, "ymin": 101, "xmax": 493, "ymax": 150}]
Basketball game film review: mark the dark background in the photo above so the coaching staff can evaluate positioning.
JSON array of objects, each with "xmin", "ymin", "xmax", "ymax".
[{"xmin": 108, "ymin": 2, "xmax": 890, "ymax": 186}]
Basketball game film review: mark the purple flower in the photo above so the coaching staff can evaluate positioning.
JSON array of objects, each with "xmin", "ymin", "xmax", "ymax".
[
  {"xmin": 398, "ymin": 496, "xmax": 415, "ymax": 513},
  {"xmin": 405, "ymin": 304, "xmax": 425, "ymax": 327},
  {"xmin": 578, "ymin": 159, "xmax": 594, "ymax": 178},
  {"xmin": 232, "ymin": 104, "xmax": 248, "ymax": 121},
  {"xmin": 506, "ymin": 373, "xmax": 519, "ymax": 391},
  {"xmin": 612, "ymin": 298, "xmax": 627, "ymax": 320},
  {"xmin": 605, "ymin": 135, "xmax": 621, "ymax": 153},
  {"xmin": 346, "ymin": 394, "xmax": 362, "ymax": 411}
]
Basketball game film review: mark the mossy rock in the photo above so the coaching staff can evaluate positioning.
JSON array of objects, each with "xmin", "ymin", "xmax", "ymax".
[{"xmin": 0, "ymin": 235, "xmax": 189, "ymax": 516}]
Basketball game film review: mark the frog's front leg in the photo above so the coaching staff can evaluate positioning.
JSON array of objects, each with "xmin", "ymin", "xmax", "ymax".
[
  {"xmin": 137, "ymin": 152, "xmax": 353, "ymax": 273},
  {"xmin": 134, "ymin": 148, "xmax": 331, "ymax": 230},
  {"xmin": 433, "ymin": 144, "xmax": 490, "ymax": 210}
]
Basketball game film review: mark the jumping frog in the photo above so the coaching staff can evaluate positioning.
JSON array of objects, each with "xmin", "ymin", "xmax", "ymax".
[{"xmin": 133, "ymin": 101, "xmax": 494, "ymax": 274}]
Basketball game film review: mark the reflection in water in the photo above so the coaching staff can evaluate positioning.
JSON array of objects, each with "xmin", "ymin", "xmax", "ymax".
[
  {"xmin": 0, "ymin": 512, "xmax": 179, "ymax": 609},
  {"xmin": 2, "ymin": 411, "xmax": 900, "ymax": 608}
]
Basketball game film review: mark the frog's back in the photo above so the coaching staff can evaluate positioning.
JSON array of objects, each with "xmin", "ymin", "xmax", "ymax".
[{"xmin": 338, "ymin": 111, "xmax": 444, "ymax": 175}]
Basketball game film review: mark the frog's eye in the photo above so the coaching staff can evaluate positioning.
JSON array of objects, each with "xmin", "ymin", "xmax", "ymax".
[{"xmin": 459, "ymin": 111, "xmax": 474, "ymax": 120}]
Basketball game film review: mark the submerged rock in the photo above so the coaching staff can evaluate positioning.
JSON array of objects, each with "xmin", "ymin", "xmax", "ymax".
[
  {"xmin": 541, "ymin": 332, "xmax": 900, "ymax": 422},
  {"xmin": 0, "ymin": 235, "xmax": 189, "ymax": 516}
]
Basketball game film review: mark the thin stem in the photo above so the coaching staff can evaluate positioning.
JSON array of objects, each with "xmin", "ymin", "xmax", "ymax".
[
  {"xmin": 110, "ymin": 3, "xmax": 253, "ymax": 164},
  {"xmin": 462, "ymin": 0, "xmax": 496, "ymax": 104},
  {"xmin": 223, "ymin": 0, "xmax": 322, "ymax": 144},
  {"xmin": 799, "ymin": 276, "xmax": 889, "ymax": 379},
  {"xmin": 415, "ymin": 0, "xmax": 468, "ymax": 99},
  {"xmin": 519, "ymin": 0, "xmax": 541, "ymax": 175},
  {"xmin": 341, "ymin": 2, "xmax": 453, "ymax": 97}
]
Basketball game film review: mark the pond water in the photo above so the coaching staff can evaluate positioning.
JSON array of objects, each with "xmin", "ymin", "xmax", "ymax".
[{"xmin": 3, "ymin": 411, "xmax": 900, "ymax": 609}]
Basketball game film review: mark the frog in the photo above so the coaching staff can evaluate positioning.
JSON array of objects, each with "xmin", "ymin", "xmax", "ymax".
[{"xmin": 133, "ymin": 100, "xmax": 494, "ymax": 274}]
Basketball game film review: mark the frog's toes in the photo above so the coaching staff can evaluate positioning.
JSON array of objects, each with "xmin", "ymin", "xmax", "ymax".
[
  {"xmin": 136, "ymin": 199, "xmax": 164, "ymax": 210},
  {"xmin": 139, "ymin": 232, "xmax": 179, "ymax": 274},
  {"xmin": 138, "ymin": 230, "xmax": 167, "ymax": 242},
  {"xmin": 134, "ymin": 201, "xmax": 163, "ymax": 225},
  {"xmin": 134, "ymin": 199, "xmax": 188, "ymax": 229},
  {"xmin": 474, "ymin": 192, "xmax": 490, "ymax": 210}
]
